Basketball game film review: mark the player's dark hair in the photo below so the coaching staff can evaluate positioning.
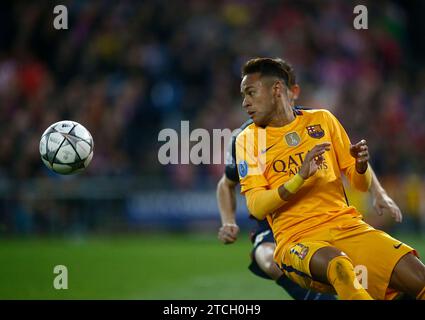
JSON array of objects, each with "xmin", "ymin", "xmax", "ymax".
[{"xmin": 242, "ymin": 58, "xmax": 296, "ymax": 87}]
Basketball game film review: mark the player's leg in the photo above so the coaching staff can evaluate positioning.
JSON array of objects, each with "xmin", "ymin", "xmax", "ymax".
[
  {"xmin": 253, "ymin": 241, "xmax": 336, "ymax": 300},
  {"xmin": 249, "ymin": 223, "xmax": 336, "ymax": 300},
  {"xmin": 327, "ymin": 219, "xmax": 422, "ymax": 299},
  {"xmin": 253, "ymin": 242, "xmax": 281, "ymax": 280},
  {"xmin": 389, "ymin": 252, "xmax": 425, "ymax": 299},
  {"xmin": 309, "ymin": 246, "xmax": 373, "ymax": 300}
]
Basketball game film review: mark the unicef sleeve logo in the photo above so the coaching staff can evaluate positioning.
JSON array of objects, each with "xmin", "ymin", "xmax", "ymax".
[{"xmin": 238, "ymin": 160, "xmax": 248, "ymax": 178}]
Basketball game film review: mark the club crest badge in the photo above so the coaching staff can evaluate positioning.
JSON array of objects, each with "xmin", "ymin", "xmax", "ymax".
[
  {"xmin": 306, "ymin": 124, "xmax": 325, "ymax": 139},
  {"xmin": 285, "ymin": 132, "xmax": 300, "ymax": 147}
]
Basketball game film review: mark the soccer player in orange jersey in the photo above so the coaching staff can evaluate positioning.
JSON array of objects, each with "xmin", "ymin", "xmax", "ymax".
[
  {"xmin": 217, "ymin": 112, "xmax": 405, "ymax": 300},
  {"xmin": 235, "ymin": 57, "xmax": 425, "ymax": 300}
]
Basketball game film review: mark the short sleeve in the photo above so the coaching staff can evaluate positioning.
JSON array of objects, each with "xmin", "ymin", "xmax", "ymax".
[
  {"xmin": 235, "ymin": 128, "xmax": 269, "ymax": 194},
  {"xmin": 323, "ymin": 110, "xmax": 355, "ymax": 172},
  {"xmin": 224, "ymin": 134, "xmax": 239, "ymax": 182}
]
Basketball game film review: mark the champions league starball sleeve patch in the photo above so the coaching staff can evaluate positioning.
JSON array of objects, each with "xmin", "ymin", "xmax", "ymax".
[{"xmin": 238, "ymin": 160, "xmax": 248, "ymax": 178}]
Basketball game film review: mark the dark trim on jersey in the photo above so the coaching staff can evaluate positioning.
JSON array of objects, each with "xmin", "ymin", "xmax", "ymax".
[
  {"xmin": 342, "ymin": 186, "xmax": 350, "ymax": 206},
  {"xmin": 239, "ymin": 118, "xmax": 255, "ymax": 131},
  {"xmin": 280, "ymin": 263, "xmax": 312, "ymax": 280},
  {"xmin": 224, "ymin": 119, "xmax": 253, "ymax": 182}
]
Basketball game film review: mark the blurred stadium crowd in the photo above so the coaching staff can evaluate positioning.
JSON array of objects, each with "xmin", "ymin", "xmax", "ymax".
[{"xmin": 0, "ymin": 0, "xmax": 424, "ymax": 234}]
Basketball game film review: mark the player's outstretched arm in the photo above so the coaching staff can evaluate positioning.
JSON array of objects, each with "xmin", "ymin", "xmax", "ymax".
[
  {"xmin": 245, "ymin": 143, "xmax": 331, "ymax": 220},
  {"xmin": 349, "ymin": 139, "xmax": 369, "ymax": 174},
  {"xmin": 345, "ymin": 139, "xmax": 372, "ymax": 191},
  {"xmin": 369, "ymin": 167, "xmax": 403, "ymax": 223},
  {"xmin": 297, "ymin": 143, "xmax": 331, "ymax": 180},
  {"xmin": 278, "ymin": 142, "xmax": 331, "ymax": 199},
  {"xmin": 350, "ymin": 140, "xmax": 402, "ymax": 222},
  {"xmin": 217, "ymin": 175, "xmax": 240, "ymax": 244}
]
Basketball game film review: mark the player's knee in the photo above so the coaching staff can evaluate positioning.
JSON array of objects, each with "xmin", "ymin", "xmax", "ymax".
[
  {"xmin": 255, "ymin": 243, "xmax": 282, "ymax": 280},
  {"xmin": 393, "ymin": 253, "xmax": 425, "ymax": 296},
  {"xmin": 415, "ymin": 264, "xmax": 425, "ymax": 294},
  {"xmin": 327, "ymin": 256, "xmax": 354, "ymax": 285},
  {"xmin": 417, "ymin": 265, "xmax": 425, "ymax": 282},
  {"xmin": 411, "ymin": 269, "xmax": 425, "ymax": 298},
  {"xmin": 310, "ymin": 246, "xmax": 349, "ymax": 284},
  {"xmin": 262, "ymin": 260, "xmax": 283, "ymax": 280}
]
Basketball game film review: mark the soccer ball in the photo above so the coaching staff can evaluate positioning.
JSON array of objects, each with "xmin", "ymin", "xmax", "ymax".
[{"xmin": 39, "ymin": 120, "xmax": 94, "ymax": 175}]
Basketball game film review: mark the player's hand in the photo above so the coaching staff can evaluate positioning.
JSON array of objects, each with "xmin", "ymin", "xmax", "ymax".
[
  {"xmin": 373, "ymin": 192, "xmax": 403, "ymax": 223},
  {"xmin": 218, "ymin": 223, "xmax": 240, "ymax": 244},
  {"xmin": 350, "ymin": 139, "xmax": 369, "ymax": 174},
  {"xmin": 298, "ymin": 143, "xmax": 331, "ymax": 180}
]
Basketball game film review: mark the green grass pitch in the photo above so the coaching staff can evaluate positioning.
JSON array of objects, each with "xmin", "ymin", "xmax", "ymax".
[{"xmin": 0, "ymin": 232, "xmax": 423, "ymax": 299}]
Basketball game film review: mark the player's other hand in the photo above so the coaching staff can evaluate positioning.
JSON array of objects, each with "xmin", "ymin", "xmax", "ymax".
[
  {"xmin": 299, "ymin": 143, "xmax": 331, "ymax": 180},
  {"xmin": 218, "ymin": 223, "xmax": 240, "ymax": 244},
  {"xmin": 373, "ymin": 192, "xmax": 403, "ymax": 223},
  {"xmin": 350, "ymin": 139, "xmax": 369, "ymax": 173}
]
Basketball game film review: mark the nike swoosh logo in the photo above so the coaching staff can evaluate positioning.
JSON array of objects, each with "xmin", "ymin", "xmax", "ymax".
[
  {"xmin": 261, "ymin": 142, "xmax": 279, "ymax": 154},
  {"xmin": 394, "ymin": 243, "xmax": 403, "ymax": 249}
]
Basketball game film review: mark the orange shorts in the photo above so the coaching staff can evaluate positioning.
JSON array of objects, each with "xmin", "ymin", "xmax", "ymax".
[{"xmin": 278, "ymin": 219, "xmax": 417, "ymax": 300}]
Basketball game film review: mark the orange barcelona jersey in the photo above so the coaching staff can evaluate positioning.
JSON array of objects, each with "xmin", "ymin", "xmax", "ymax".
[{"xmin": 235, "ymin": 108, "xmax": 364, "ymax": 262}]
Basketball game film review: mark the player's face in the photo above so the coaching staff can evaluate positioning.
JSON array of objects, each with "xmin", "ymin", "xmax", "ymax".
[{"xmin": 240, "ymin": 73, "xmax": 279, "ymax": 127}]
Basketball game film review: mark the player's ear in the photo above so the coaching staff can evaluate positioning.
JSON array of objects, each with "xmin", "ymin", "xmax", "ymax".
[
  {"xmin": 272, "ymin": 80, "xmax": 284, "ymax": 98},
  {"xmin": 289, "ymin": 84, "xmax": 300, "ymax": 101}
]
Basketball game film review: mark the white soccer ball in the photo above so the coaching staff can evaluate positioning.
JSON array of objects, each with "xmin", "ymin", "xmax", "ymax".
[{"xmin": 39, "ymin": 120, "xmax": 94, "ymax": 175}]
